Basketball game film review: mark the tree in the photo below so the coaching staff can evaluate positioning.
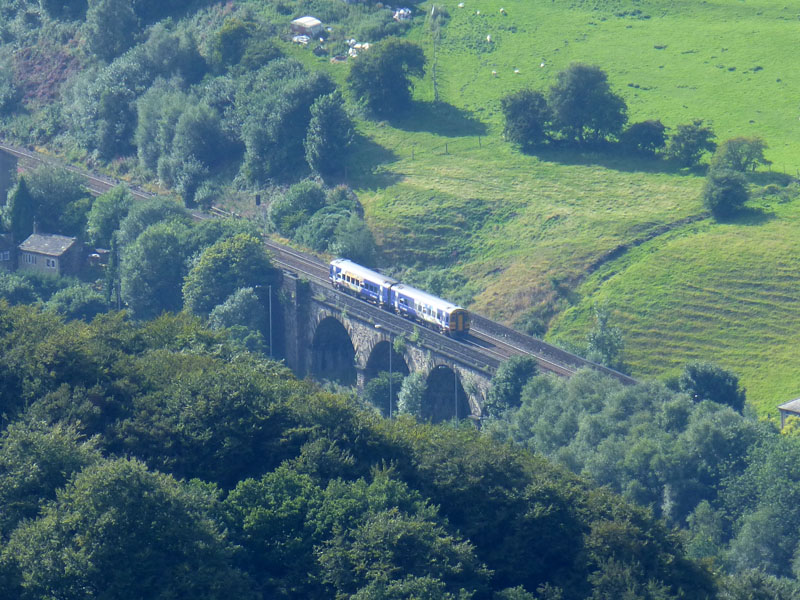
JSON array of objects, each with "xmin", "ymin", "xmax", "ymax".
[
  {"xmin": 4, "ymin": 177, "xmax": 34, "ymax": 243},
  {"xmin": 295, "ymin": 205, "xmax": 352, "ymax": 252},
  {"xmin": 586, "ymin": 306, "xmax": 625, "ymax": 371},
  {"xmin": 269, "ymin": 180, "xmax": 326, "ymax": 237},
  {"xmin": 237, "ymin": 61, "xmax": 334, "ymax": 182},
  {"xmin": 347, "ymin": 38, "xmax": 426, "ymax": 116},
  {"xmin": 0, "ymin": 273, "xmax": 38, "ymax": 305},
  {"xmin": 183, "ymin": 233, "xmax": 280, "ymax": 317},
  {"xmin": 304, "ymin": 91, "xmax": 354, "ymax": 180},
  {"xmin": 330, "ymin": 214, "xmax": 377, "ymax": 265},
  {"xmin": 39, "ymin": 0, "xmax": 87, "ymax": 20},
  {"xmin": 85, "ymin": 185, "xmax": 133, "ymax": 248},
  {"xmin": 120, "ymin": 220, "xmax": 190, "ymax": 319},
  {"xmin": 117, "ymin": 196, "xmax": 188, "ymax": 248},
  {"xmin": 0, "ymin": 421, "xmax": 101, "ymax": 539},
  {"xmin": 620, "ymin": 120, "xmax": 668, "ymax": 156},
  {"xmin": 46, "ymin": 284, "xmax": 107, "ymax": 322},
  {"xmin": 24, "ymin": 165, "xmax": 91, "ymax": 237},
  {"xmin": 223, "ymin": 465, "xmax": 324, "ymax": 597},
  {"xmin": 667, "ymin": 120, "xmax": 717, "ymax": 167},
  {"xmin": 486, "ymin": 355, "xmax": 538, "ymax": 416},
  {"xmin": 679, "ymin": 362, "xmax": 746, "ymax": 412},
  {"xmin": 501, "ymin": 89, "xmax": 552, "ymax": 150},
  {"xmin": 547, "ymin": 63, "xmax": 627, "ymax": 144},
  {"xmin": 85, "ymin": 0, "xmax": 139, "ymax": 61},
  {"xmin": 711, "ymin": 137, "xmax": 770, "ymax": 172},
  {"xmin": 3, "ymin": 458, "xmax": 255, "ymax": 600},
  {"xmin": 397, "ymin": 372, "xmax": 427, "ymax": 418},
  {"xmin": 702, "ymin": 169, "xmax": 749, "ymax": 219},
  {"xmin": 364, "ymin": 371, "xmax": 405, "ymax": 418},
  {"xmin": 208, "ymin": 287, "xmax": 267, "ymax": 353}
]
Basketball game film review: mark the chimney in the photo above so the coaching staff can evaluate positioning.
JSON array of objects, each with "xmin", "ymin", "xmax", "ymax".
[{"xmin": 32, "ymin": 218, "xmax": 38, "ymax": 235}]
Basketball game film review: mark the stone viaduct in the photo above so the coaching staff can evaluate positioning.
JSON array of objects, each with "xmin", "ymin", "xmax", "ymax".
[{"xmin": 277, "ymin": 272, "xmax": 499, "ymax": 423}]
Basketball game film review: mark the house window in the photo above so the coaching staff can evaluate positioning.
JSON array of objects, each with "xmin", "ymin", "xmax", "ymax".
[
  {"xmin": 0, "ymin": 251, "xmax": 8, "ymax": 261},
  {"xmin": 46, "ymin": 258, "xmax": 56, "ymax": 269}
]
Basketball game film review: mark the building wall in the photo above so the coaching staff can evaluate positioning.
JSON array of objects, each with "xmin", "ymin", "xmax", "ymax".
[
  {"xmin": 18, "ymin": 251, "xmax": 61, "ymax": 275},
  {"xmin": 0, "ymin": 248, "xmax": 14, "ymax": 271}
]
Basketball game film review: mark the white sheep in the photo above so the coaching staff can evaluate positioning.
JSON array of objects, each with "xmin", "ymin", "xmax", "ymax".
[
  {"xmin": 486, "ymin": 34, "xmax": 492, "ymax": 42},
  {"xmin": 491, "ymin": 70, "xmax": 497, "ymax": 77}
]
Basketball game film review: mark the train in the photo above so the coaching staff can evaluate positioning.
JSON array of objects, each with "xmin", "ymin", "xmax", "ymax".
[{"xmin": 329, "ymin": 258, "xmax": 470, "ymax": 337}]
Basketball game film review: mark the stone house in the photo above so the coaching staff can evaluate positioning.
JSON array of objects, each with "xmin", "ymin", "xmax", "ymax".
[{"xmin": 18, "ymin": 232, "xmax": 82, "ymax": 277}]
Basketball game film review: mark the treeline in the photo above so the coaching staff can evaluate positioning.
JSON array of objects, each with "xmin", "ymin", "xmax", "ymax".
[
  {"xmin": 501, "ymin": 63, "xmax": 795, "ymax": 221},
  {"xmin": 0, "ymin": 0, "xmax": 422, "ymax": 206},
  {"xmin": 485, "ymin": 357, "xmax": 800, "ymax": 595},
  {"xmin": 0, "ymin": 163, "xmax": 284, "ymax": 353},
  {"xmin": 0, "ymin": 306, "xmax": 720, "ymax": 599}
]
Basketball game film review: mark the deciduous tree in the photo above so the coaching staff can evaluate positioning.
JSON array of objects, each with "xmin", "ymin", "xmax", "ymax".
[
  {"xmin": 4, "ymin": 457, "xmax": 255, "ymax": 600},
  {"xmin": 304, "ymin": 91, "xmax": 354, "ymax": 180},
  {"xmin": 711, "ymin": 137, "xmax": 770, "ymax": 172},
  {"xmin": 85, "ymin": 185, "xmax": 133, "ymax": 248},
  {"xmin": 620, "ymin": 120, "xmax": 668, "ymax": 156},
  {"xmin": 347, "ymin": 38, "xmax": 426, "ymax": 116},
  {"xmin": 501, "ymin": 89, "xmax": 552, "ymax": 150},
  {"xmin": 667, "ymin": 120, "xmax": 717, "ymax": 167},
  {"xmin": 183, "ymin": 233, "xmax": 279, "ymax": 317},
  {"xmin": 702, "ymin": 169, "xmax": 749, "ymax": 220},
  {"xmin": 679, "ymin": 361, "xmax": 746, "ymax": 412},
  {"xmin": 548, "ymin": 63, "xmax": 627, "ymax": 144},
  {"xmin": 120, "ymin": 220, "xmax": 190, "ymax": 319}
]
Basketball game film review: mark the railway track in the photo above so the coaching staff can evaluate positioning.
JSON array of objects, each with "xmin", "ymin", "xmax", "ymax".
[
  {"xmin": 0, "ymin": 140, "xmax": 633, "ymax": 383},
  {"xmin": 262, "ymin": 237, "xmax": 624, "ymax": 381}
]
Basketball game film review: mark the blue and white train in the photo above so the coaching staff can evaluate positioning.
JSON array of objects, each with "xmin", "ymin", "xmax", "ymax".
[{"xmin": 329, "ymin": 258, "xmax": 470, "ymax": 337}]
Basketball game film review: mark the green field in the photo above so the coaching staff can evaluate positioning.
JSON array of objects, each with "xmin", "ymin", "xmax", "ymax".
[{"xmin": 323, "ymin": 0, "xmax": 800, "ymax": 415}]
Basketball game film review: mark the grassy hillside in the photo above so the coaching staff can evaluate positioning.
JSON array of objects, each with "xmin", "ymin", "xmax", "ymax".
[{"xmin": 336, "ymin": 0, "xmax": 800, "ymax": 415}]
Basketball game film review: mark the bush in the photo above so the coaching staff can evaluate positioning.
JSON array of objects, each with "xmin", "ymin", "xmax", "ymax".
[{"xmin": 702, "ymin": 169, "xmax": 749, "ymax": 219}]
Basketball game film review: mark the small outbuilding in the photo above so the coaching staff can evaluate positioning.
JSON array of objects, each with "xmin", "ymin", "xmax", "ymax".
[
  {"xmin": 291, "ymin": 16, "xmax": 323, "ymax": 37},
  {"xmin": 778, "ymin": 397, "xmax": 800, "ymax": 429},
  {"xmin": 18, "ymin": 232, "xmax": 82, "ymax": 277}
]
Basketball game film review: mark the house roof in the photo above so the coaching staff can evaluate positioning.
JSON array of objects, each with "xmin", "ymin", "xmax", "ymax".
[
  {"xmin": 778, "ymin": 398, "xmax": 800, "ymax": 415},
  {"xmin": 19, "ymin": 233, "xmax": 77, "ymax": 257},
  {"xmin": 292, "ymin": 16, "xmax": 322, "ymax": 28}
]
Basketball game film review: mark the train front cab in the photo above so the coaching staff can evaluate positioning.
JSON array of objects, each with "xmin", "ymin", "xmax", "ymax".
[{"xmin": 447, "ymin": 308, "xmax": 470, "ymax": 337}]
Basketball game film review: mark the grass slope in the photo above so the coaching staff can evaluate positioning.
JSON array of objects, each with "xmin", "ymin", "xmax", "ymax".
[{"xmin": 332, "ymin": 0, "xmax": 800, "ymax": 415}]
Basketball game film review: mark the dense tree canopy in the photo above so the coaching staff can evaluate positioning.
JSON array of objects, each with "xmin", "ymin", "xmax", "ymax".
[
  {"xmin": 182, "ymin": 233, "xmax": 280, "ymax": 317},
  {"xmin": 4, "ymin": 457, "xmax": 254, "ymax": 600},
  {"xmin": 702, "ymin": 169, "xmax": 749, "ymax": 219},
  {"xmin": 548, "ymin": 63, "xmax": 627, "ymax": 144},
  {"xmin": 501, "ymin": 88, "xmax": 552, "ymax": 150},
  {"xmin": 667, "ymin": 120, "xmax": 717, "ymax": 167},
  {"xmin": 347, "ymin": 38, "xmax": 426, "ymax": 116},
  {"xmin": 711, "ymin": 137, "xmax": 770, "ymax": 172}
]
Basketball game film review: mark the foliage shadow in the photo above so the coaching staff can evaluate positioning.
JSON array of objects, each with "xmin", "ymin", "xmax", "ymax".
[
  {"xmin": 346, "ymin": 133, "xmax": 402, "ymax": 191},
  {"xmin": 528, "ymin": 143, "xmax": 702, "ymax": 177},
  {"xmin": 386, "ymin": 101, "xmax": 488, "ymax": 138}
]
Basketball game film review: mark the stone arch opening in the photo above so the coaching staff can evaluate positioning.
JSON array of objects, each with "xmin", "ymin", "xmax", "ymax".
[
  {"xmin": 311, "ymin": 316, "xmax": 356, "ymax": 385},
  {"xmin": 423, "ymin": 364, "xmax": 470, "ymax": 423},
  {"xmin": 363, "ymin": 340, "xmax": 411, "ymax": 418},
  {"xmin": 365, "ymin": 341, "xmax": 410, "ymax": 381}
]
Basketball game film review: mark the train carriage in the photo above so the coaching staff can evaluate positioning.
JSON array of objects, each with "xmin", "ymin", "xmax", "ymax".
[
  {"xmin": 391, "ymin": 283, "xmax": 470, "ymax": 337},
  {"xmin": 329, "ymin": 258, "xmax": 398, "ymax": 309}
]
